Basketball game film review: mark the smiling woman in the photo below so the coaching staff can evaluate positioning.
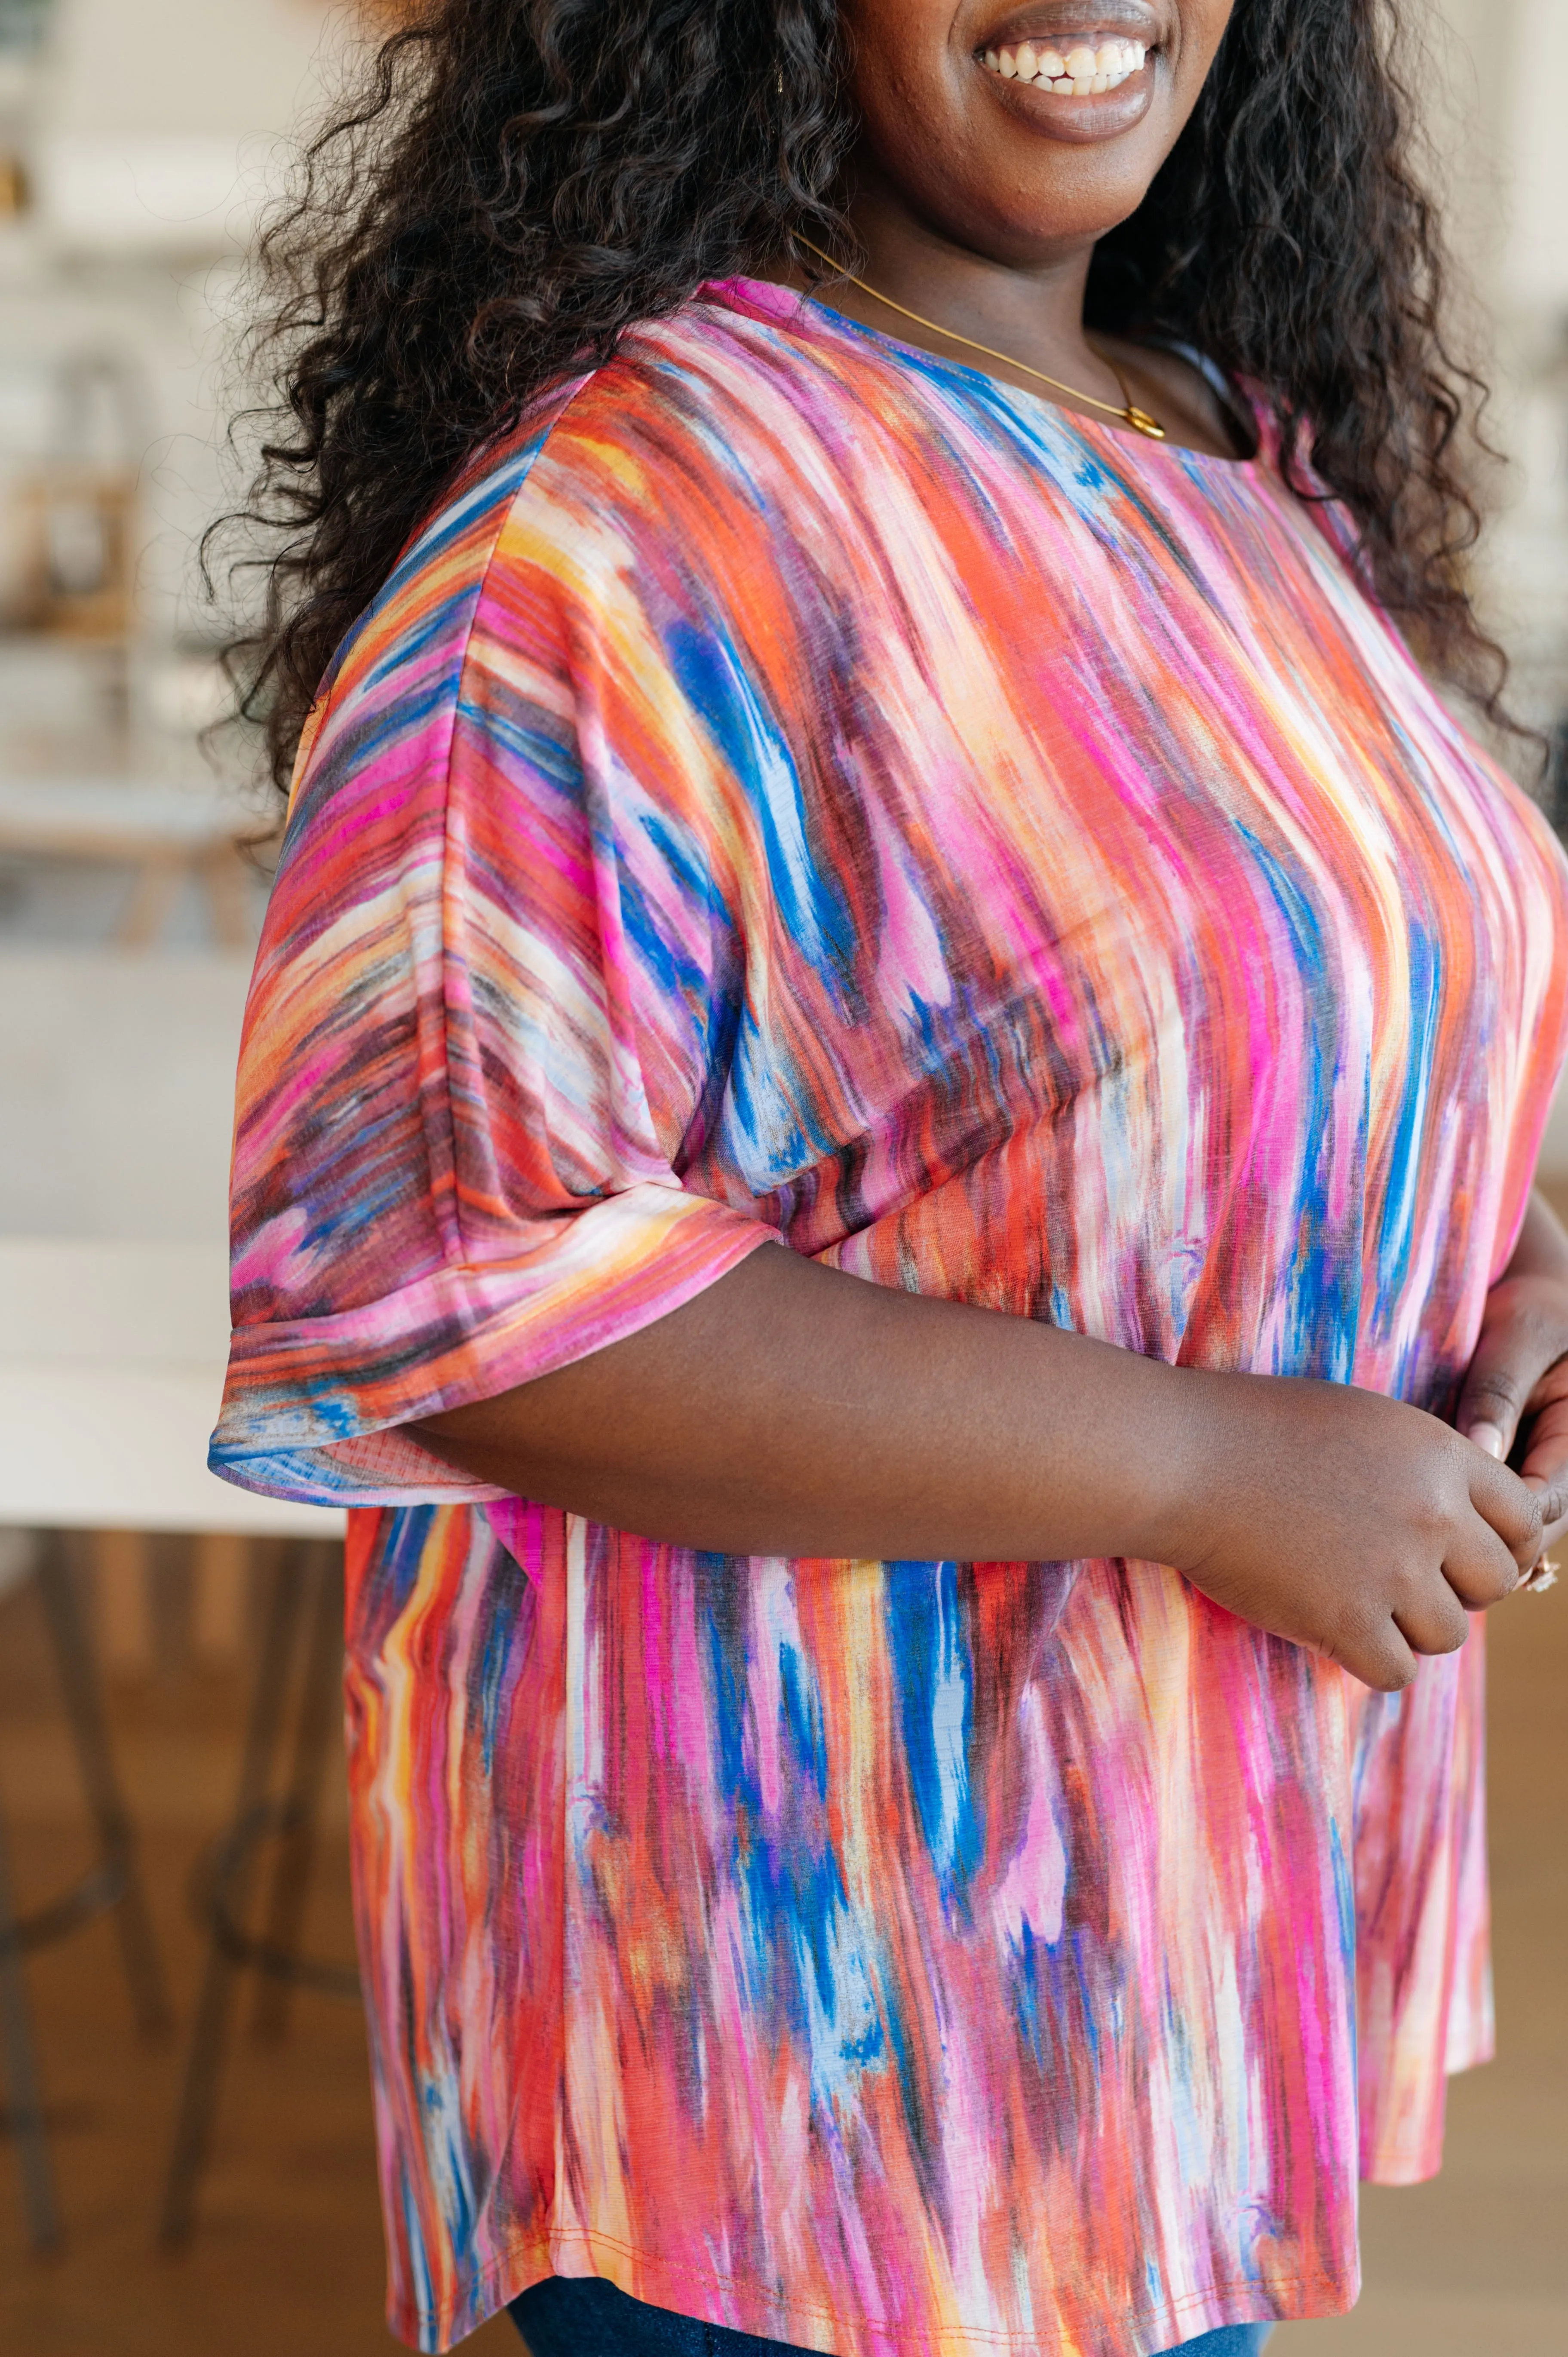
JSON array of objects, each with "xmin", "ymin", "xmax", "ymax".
[
  {"xmin": 233, "ymin": 0, "xmax": 1512, "ymax": 780},
  {"xmin": 209, "ymin": 6, "xmax": 1568, "ymax": 2357}
]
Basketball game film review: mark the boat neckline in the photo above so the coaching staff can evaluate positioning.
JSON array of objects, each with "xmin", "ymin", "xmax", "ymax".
[{"xmin": 706, "ymin": 273, "xmax": 1265, "ymax": 473}]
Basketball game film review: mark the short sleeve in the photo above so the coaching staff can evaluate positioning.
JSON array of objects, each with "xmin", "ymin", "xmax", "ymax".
[{"xmin": 210, "ymin": 428, "xmax": 778, "ymax": 1507}]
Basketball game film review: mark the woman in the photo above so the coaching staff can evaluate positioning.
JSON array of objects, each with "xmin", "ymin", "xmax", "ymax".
[{"xmin": 213, "ymin": 3, "xmax": 1568, "ymax": 2354}]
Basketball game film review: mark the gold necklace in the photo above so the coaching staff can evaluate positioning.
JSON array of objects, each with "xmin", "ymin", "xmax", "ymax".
[{"xmin": 793, "ymin": 235, "xmax": 1166, "ymax": 442}]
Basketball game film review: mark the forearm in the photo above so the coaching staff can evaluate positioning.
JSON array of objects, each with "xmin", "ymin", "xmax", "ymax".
[{"xmin": 415, "ymin": 1242, "xmax": 1204, "ymax": 1561}]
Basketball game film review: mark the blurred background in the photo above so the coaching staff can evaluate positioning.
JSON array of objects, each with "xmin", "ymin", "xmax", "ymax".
[{"xmin": 0, "ymin": 3, "xmax": 1562, "ymax": 2354}]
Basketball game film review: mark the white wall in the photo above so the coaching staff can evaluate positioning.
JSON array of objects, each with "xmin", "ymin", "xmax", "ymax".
[
  {"xmin": 0, "ymin": 950, "xmax": 249, "ymax": 1239},
  {"xmin": 1499, "ymin": 0, "xmax": 1568, "ymax": 313},
  {"xmin": 34, "ymin": 0, "xmax": 347, "ymax": 252},
  {"xmin": 1410, "ymin": 0, "xmax": 1568, "ymax": 755},
  {"xmin": 46, "ymin": 0, "xmax": 340, "ymax": 140}
]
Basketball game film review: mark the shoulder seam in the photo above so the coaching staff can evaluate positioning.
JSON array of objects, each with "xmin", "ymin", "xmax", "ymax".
[
  {"xmin": 437, "ymin": 363, "xmax": 606, "ymax": 690},
  {"xmin": 290, "ymin": 365, "xmax": 604, "ymax": 800}
]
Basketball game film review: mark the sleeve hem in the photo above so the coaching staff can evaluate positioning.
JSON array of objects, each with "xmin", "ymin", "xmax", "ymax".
[{"xmin": 211, "ymin": 1192, "xmax": 779, "ymax": 1507}]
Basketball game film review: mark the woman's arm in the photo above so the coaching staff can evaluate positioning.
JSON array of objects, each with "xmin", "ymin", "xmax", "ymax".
[
  {"xmin": 418, "ymin": 1240, "xmax": 1546, "ymax": 1691},
  {"xmin": 1457, "ymin": 1186, "xmax": 1568, "ymax": 1558}
]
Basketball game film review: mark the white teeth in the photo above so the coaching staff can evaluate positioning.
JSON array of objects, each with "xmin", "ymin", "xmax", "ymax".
[{"xmin": 982, "ymin": 35, "xmax": 1150, "ymax": 94}]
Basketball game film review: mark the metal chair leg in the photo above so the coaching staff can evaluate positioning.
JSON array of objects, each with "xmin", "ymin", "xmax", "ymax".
[
  {"xmin": 251, "ymin": 1545, "xmax": 344, "ymax": 2044},
  {"xmin": 0, "ymin": 1799, "xmax": 63, "ymax": 2253},
  {"xmin": 36, "ymin": 1538, "xmax": 172, "ymax": 2041},
  {"xmin": 157, "ymin": 1542, "xmax": 309, "ymax": 2248}
]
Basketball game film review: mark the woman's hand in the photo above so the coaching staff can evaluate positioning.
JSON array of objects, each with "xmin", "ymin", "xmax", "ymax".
[
  {"xmin": 1455, "ymin": 1189, "xmax": 1568, "ymax": 1578},
  {"xmin": 1162, "ymin": 1372, "xmax": 1545, "ymax": 1693}
]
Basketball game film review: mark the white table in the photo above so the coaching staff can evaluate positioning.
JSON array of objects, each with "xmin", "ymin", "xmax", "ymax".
[
  {"xmin": 0, "ymin": 779, "xmax": 266, "ymax": 949},
  {"xmin": 0, "ymin": 1237, "xmax": 344, "ymax": 1672}
]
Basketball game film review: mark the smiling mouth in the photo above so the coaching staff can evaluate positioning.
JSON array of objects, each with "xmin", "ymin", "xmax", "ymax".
[{"xmin": 981, "ymin": 36, "xmax": 1149, "ymax": 95}]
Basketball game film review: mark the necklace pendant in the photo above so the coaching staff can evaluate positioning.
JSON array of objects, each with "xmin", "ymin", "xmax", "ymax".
[{"xmin": 1123, "ymin": 404, "xmax": 1167, "ymax": 442}]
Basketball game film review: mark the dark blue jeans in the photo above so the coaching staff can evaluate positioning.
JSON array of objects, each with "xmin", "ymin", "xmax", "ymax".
[{"xmin": 509, "ymin": 2276, "xmax": 1273, "ymax": 2356}]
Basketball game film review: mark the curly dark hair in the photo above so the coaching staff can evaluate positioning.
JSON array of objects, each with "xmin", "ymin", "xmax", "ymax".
[{"xmin": 228, "ymin": 0, "xmax": 1510, "ymax": 792}]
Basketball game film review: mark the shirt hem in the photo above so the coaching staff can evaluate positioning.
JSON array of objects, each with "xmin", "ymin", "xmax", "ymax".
[{"xmin": 387, "ymin": 2223, "xmax": 1357, "ymax": 2355}]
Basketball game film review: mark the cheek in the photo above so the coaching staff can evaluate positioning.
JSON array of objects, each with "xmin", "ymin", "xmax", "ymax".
[
  {"xmin": 892, "ymin": 125, "xmax": 1167, "ymax": 251},
  {"xmin": 847, "ymin": 28, "xmax": 1208, "ymax": 249},
  {"xmin": 1175, "ymin": 0, "xmax": 1240, "ymax": 85},
  {"xmin": 850, "ymin": 62, "xmax": 970, "ymax": 192},
  {"xmin": 843, "ymin": 0, "xmax": 958, "ymax": 116}
]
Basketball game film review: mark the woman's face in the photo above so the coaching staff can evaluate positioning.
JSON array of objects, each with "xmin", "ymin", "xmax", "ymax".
[{"xmin": 840, "ymin": 0, "xmax": 1239, "ymax": 264}]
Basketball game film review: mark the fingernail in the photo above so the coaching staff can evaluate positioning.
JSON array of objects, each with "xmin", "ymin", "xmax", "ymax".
[{"xmin": 1467, "ymin": 1421, "xmax": 1506, "ymax": 1459}]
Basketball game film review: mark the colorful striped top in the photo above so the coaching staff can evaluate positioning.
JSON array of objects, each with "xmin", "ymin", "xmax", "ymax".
[{"xmin": 212, "ymin": 277, "xmax": 1568, "ymax": 2357}]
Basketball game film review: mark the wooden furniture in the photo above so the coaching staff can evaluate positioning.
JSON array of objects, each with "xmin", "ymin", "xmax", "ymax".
[
  {"xmin": 0, "ymin": 1235, "xmax": 345, "ymax": 2247},
  {"xmin": 9, "ymin": 466, "xmax": 138, "ymax": 641},
  {"xmin": 159, "ymin": 1535, "xmax": 360, "ymax": 2250},
  {"xmin": 0, "ymin": 1531, "xmax": 171, "ymax": 2251},
  {"xmin": 0, "ymin": 778, "xmax": 263, "ymax": 949}
]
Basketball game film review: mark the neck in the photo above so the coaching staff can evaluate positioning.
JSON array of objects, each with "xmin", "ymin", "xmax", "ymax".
[
  {"xmin": 765, "ymin": 178, "xmax": 1242, "ymax": 461},
  {"xmin": 847, "ymin": 180, "xmax": 1101, "ymax": 371},
  {"xmin": 795, "ymin": 172, "xmax": 1129, "ymax": 421}
]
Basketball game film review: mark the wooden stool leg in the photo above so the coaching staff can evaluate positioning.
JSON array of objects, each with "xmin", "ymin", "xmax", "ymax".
[
  {"xmin": 0, "ymin": 1800, "xmax": 63, "ymax": 2252},
  {"xmin": 117, "ymin": 854, "xmax": 186, "ymax": 950},
  {"xmin": 92, "ymin": 1532, "xmax": 155, "ymax": 1681},
  {"xmin": 158, "ymin": 1544, "xmax": 309, "ymax": 2248},
  {"xmin": 251, "ymin": 1545, "xmax": 344, "ymax": 2044},
  {"xmin": 192, "ymin": 1535, "xmax": 249, "ymax": 1671},
  {"xmin": 198, "ymin": 842, "xmax": 254, "ymax": 951},
  {"xmin": 37, "ymin": 1542, "xmax": 171, "ymax": 2042}
]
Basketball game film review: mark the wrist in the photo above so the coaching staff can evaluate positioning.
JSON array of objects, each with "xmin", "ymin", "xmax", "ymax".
[{"xmin": 1115, "ymin": 1359, "xmax": 1236, "ymax": 1571}]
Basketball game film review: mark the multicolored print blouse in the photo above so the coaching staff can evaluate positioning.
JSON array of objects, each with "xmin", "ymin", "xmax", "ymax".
[{"xmin": 213, "ymin": 278, "xmax": 1568, "ymax": 2357}]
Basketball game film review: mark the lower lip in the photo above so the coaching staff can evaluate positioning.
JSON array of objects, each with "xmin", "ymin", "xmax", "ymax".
[{"xmin": 981, "ymin": 59, "xmax": 1157, "ymax": 141}]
